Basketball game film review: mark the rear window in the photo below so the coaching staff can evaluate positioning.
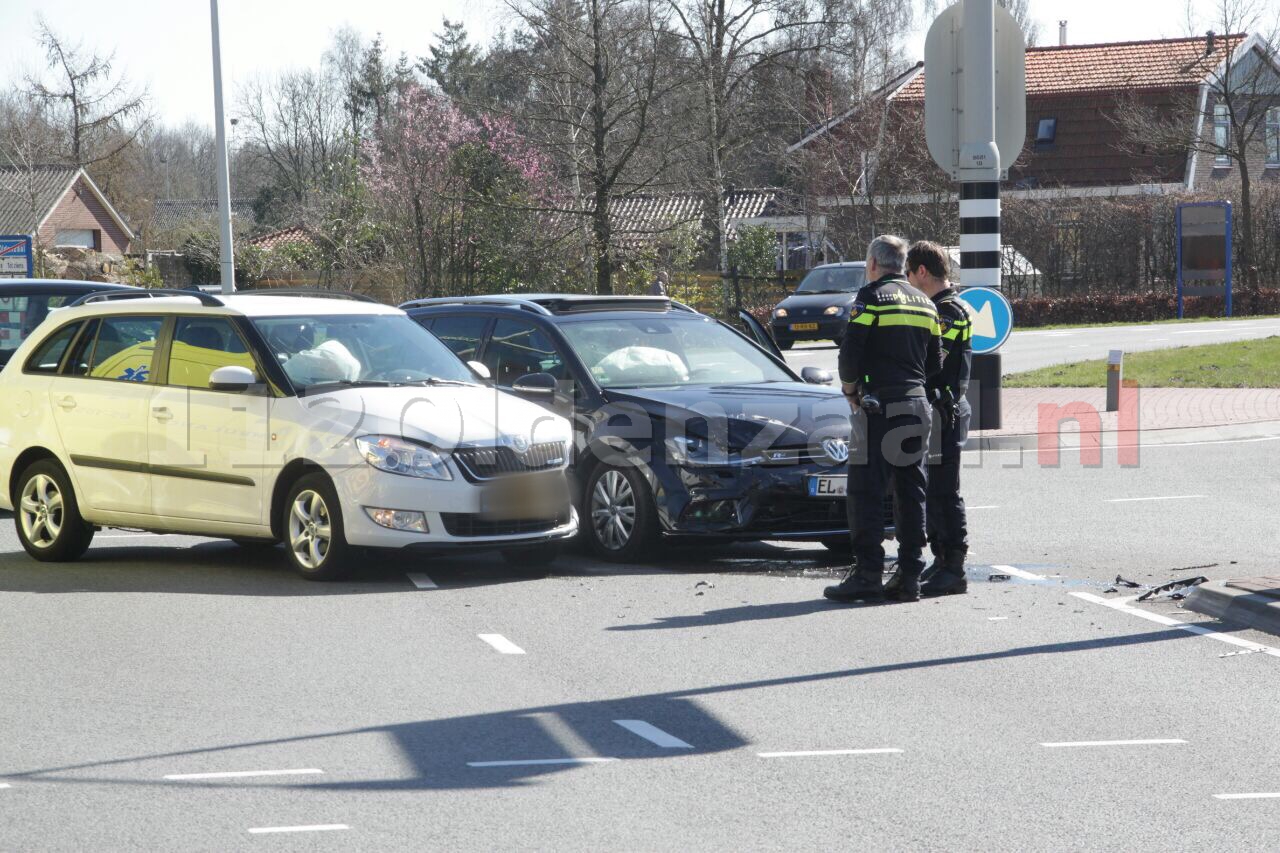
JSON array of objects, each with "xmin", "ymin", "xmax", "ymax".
[
  {"xmin": 0, "ymin": 293, "xmax": 85, "ymax": 355},
  {"xmin": 24, "ymin": 321, "xmax": 83, "ymax": 373}
]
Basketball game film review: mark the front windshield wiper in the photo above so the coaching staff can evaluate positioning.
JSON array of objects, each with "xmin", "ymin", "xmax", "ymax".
[
  {"xmin": 410, "ymin": 377, "xmax": 479, "ymax": 387},
  {"xmin": 305, "ymin": 379, "xmax": 396, "ymax": 389}
]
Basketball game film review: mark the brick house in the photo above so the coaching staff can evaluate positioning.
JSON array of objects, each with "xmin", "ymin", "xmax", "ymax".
[
  {"xmin": 790, "ymin": 32, "xmax": 1280, "ymax": 206},
  {"xmin": 0, "ymin": 165, "xmax": 134, "ymax": 256}
]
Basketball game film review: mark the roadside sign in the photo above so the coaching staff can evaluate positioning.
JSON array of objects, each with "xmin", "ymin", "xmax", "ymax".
[
  {"xmin": 924, "ymin": 1, "xmax": 1026, "ymax": 180},
  {"xmin": 0, "ymin": 235, "xmax": 33, "ymax": 279},
  {"xmin": 956, "ymin": 286, "xmax": 1013, "ymax": 353},
  {"xmin": 1176, "ymin": 202, "xmax": 1232, "ymax": 319}
]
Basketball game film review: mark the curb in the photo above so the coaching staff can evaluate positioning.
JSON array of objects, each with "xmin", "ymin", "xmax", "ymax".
[
  {"xmin": 1185, "ymin": 581, "xmax": 1280, "ymax": 638},
  {"xmin": 964, "ymin": 419, "xmax": 1280, "ymax": 451}
]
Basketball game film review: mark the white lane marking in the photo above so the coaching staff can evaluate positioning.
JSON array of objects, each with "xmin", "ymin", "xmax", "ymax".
[
  {"xmin": 98, "ymin": 533, "xmax": 162, "ymax": 539},
  {"xmin": 1040, "ymin": 739, "xmax": 1186, "ymax": 748},
  {"xmin": 990, "ymin": 564, "xmax": 1047, "ymax": 582},
  {"xmin": 467, "ymin": 758, "xmax": 616, "ymax": 768},
  {"xmin": 407, "ymin": 573, "xmax": 438, "ymax": 589},
  {"xmin": 248, "ymin": 824, "xmax": 349, "ymax": 834},
  {"xmin": 1072, "ymin": 592, "xmax": 1280, "ymax": 658},
  {"xmin": 0, "ymin": 783, "xmax": 10, "ymax": 789},
  {"xmin": 988, "ymin": 616, "xmax": 1009, "ymax": 621},
  {"xmin": 757, "ymin": 748, "xmax": 902, "ymax": 758},
  {"xmin": 968, "ymin": 505, "xmax": 1000, "ymax": 510},
  {"xmin": 1214, "ymin": 792, "xmax": 1280, "ymax": 800},
  {"xmin": 1104, "ymin": 494, "xmax": 1205, "ymax": 503},
  {"xmin": 613, "ymin": 720, "xmax": 693, "ymax": 749},
  {"xmin": 164, "ymin": 768, "xmax": 323, "ymax": 781},
  {"xmin": 478, "ymin": 634, "xmax": 526, "ymax": 655}
]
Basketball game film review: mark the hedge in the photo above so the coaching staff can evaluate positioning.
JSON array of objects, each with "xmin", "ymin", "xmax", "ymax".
[{"xmin": 1011, "ymin": 287, "xmax": 1280, "ymax": 327}]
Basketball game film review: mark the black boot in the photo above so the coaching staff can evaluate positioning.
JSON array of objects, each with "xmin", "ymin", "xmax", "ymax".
[
  {"xmin": 921, "ymin": 547, "xmax": 968, "ymax": 597},
  {"xmin": 824, "ymin": 563, "xmax": 884, "ymax": 603},
  {"xmin": 919, "ymin": 547, "xmax": 944, "ymax": 584},
  {"xmin": 884, "ymin": 563, "xmax": 921, "ymax": 602}
]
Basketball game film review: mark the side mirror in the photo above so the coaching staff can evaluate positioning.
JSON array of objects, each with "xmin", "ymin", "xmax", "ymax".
[
  {"xmin": 801, "ymin": 366, "xmax": 833, "ymax": 385},
  {"xmin": 209, "ymin": 365, "xmax": 257, "ymax": 392},
  {"xmin": 511, "ymin": 371, "xmax": 557, "ymax": 397},
  {"xmin": 467, "ymin": 360, "xmax": 492, "ymax": 380}
]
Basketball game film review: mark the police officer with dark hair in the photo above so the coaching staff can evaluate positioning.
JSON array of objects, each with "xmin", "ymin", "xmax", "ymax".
[
  {"xmin": 825, "ymin": 235, "xmax": 943, "ymax": 604},
  {"xmin": 906, "ymin": 240, "xmax": 972, "ymax": 596}
]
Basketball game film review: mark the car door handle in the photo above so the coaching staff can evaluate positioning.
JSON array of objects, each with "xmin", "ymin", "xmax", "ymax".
[
  {"xmin": 151, "ymin": 406, "xmax": 174, "ymax": 422},
  {"xmin": 57, "ymin": 396, "xmax": 77, "ymax": 411}
]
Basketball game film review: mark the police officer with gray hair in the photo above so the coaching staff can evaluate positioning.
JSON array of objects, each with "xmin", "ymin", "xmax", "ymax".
[{"xmin": 825, "ymin": 235, "xmax": 944, "ymax": 604}]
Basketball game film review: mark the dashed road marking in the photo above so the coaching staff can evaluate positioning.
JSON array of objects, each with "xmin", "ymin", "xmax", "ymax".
[
  {"xmin": 757, "ymin": 748, "xmax": 902, "ymax": 758},
  {"xmin": 478, "ymin": 634, "xmax": 526, "ymax": 654},
  {"xmin": 164, "ymin": 769, "xmax": 323, "ymax": 781},
  {"xmin": 989, "ymin": 564, "xmax": 1047, "ymax": 582},
  {"xmin": 1214, "ymin": 792, "xmax": 1280, "ymax": 800},
  {"xmin": 1072, "ymin": 592, "xmax": 1280, "ymax": 658},
  {"xmin": 1104, "ymin": 495, "xmax": 1205, "ymax": 503},
  {"xmin": 967, "ymin": 505, "xmax": 1000, "ymax": 510},
  {"xmin": 248, "ymin": 824, "xmax": 349, "ymax": 834},
  {"xmin": 407, "ymin": 573, "xmax": 438, "ymax": 589},
  {"xmin": 467, "ymin": 758, "xmax": 616, "ymax": 768},
  {"xmin": 988, "ymin": 617, "xmax": 1009, "ymax": 621},
  {"xmin": 613, "ymin": 720, "xmax": 693, "ymax": 749},
  {"xmin": 0, "ymin": 783, "xmax": 10, "ymax": 789},
  {"xmin": 1040, "ymin": 739, "xmax": 1186, "ymax": 748}
]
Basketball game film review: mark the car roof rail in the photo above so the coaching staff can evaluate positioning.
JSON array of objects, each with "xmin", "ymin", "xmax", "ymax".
[
  {"xmin": 532, "ymin": 295, "xmax": 675, "ymax": 313},
  {"xmin": 67, "ymin": 288, "xmax": 225, "ymax": 308},
  {"xmin": 237, "ymin": 287, "xmax": 378, "ymax": 303},
  {"xmin": 668, "ymin": 300, "xmax": 699, "ymax": 314},
  {"xmin": 398, "ymin": 296, "xmax": 553, "ymax": 315}
]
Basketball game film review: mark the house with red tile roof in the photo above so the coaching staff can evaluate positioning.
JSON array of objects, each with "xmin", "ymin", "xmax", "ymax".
[{"xmin": 790, "ymin": 32, "xmax": 1280, "ymax": 204}]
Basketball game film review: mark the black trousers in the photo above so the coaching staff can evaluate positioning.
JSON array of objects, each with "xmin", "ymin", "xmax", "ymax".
[
  {"xmin": 846, "ymin": 397, "xmax": 931, "ymax": 575},
  {"xmin": 927, "ymin": 399, "xmax": 971, "ymax": 556}
]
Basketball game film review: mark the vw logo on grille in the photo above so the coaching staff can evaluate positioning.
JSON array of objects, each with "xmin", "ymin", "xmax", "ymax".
[
  {"xmin": 821, "ymin": 437, "xmax": 849, "ymax": 464},
  {"xmin": 503, "ymin": 435, "xmax": 531, "ymax": 454}
]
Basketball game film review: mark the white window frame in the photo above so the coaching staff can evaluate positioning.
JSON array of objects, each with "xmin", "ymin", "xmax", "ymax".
[
  {"xmin": 1267, "ymin": 106, "xmax": 1280, "ymax": 167},
  {"xmin": 1213, "ymin": 103, "xmax": 1231, "ymax": 167},
  {"xmin": 54, "ymin": 228, "xmax": 97, "ymax": 249}
]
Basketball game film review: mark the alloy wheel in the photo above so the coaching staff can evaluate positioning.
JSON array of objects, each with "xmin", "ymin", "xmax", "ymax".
[
  {"xmin": 19, "ymin": 474, "xmax": 63, "ymax": 549},
  {"xmin": 591, "ymin": 469, "xmax": 636, "ymax": 551},
  {"xmin": 289, "ymin": 489, "xmax": 333, "ymax": 569}
]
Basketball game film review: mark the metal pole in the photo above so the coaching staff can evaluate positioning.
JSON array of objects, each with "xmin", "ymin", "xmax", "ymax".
[{"xmin": 210, "ymin": 0, "xmax": 236, "ymax": 294}]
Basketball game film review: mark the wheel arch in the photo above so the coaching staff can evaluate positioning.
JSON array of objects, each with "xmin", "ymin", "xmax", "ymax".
[
  {"xmin": 8, "ymin": 447, "xmax": 64, "ymax": 506},
  {"xmin": 268, "ymin": 458, "xmax": 326, "ymax": 540}
]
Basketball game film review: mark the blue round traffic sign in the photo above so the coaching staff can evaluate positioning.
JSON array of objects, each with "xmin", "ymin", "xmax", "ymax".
[{"xmin": 955, "ymin": 287, "xmax": 1013, "ymax": 354}]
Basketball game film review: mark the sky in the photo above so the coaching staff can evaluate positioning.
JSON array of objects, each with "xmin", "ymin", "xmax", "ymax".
[{"xmin": 0, "ymin": 0, "xmax": 1248, "ymax": 127}]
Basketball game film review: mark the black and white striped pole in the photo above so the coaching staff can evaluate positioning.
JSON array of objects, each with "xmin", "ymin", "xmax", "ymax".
[{"xmin": 925, "ymin": 0, "xmax": 1025, "ymax": 430}]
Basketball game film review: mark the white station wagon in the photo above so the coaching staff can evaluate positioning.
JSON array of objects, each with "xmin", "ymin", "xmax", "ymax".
[{"xmin": 0, "ymin": 290, "xmax": 577, "ymax": 579}]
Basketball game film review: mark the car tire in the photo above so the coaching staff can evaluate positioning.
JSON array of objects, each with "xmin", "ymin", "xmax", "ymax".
[
  {"xmin": 777, "ymin": 339, "xmax": 794, "ymax": 351},
  {"xmin": 501, "ymin": 542, "xmax": 560, "ymax": 567},
  {"xmin": 281, "ymin": 473, "xmax": 352, "ymax": 581},
  {"xmin": 14, "ymin": 459, "xmax": 94, "ymax": 562},
  {"xmin": 583, "ymin": 462, "xmax": 659, "ymax": 563}
]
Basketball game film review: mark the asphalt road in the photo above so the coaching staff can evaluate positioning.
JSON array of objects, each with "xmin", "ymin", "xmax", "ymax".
[
  {"xmin": 782, "ymin": 316, "xmax": 1280, "ymax": 376},
  {"xmin": 2, "ymin": 433, "xmax": 1279, "ymax": 850}
]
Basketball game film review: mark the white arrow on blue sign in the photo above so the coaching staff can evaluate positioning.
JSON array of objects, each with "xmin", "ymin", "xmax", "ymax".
[{"xmin": 956, "ymin": 286, "xmax": 1013, "ymax": 354}]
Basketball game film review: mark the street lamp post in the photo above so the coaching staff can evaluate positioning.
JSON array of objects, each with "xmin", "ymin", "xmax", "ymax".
[{"xmin": 210, "ymin": 0, "xmax": 236, "ymax": 294}]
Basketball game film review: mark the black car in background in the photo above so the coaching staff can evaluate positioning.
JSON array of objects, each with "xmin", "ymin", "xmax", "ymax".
[
  {"xmin": 0, "ymin": 280, "xmax": 135, "ymax": 368},
  {"xmin": 402, "ymin": 294, "xmax": 882, "ymax": 562},
  {"xmin": 769, "ymin": 261, "xmax": 867, "ymax": 349}
]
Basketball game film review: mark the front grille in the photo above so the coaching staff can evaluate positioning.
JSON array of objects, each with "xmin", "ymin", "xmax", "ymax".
[
  {"xmin": 743, "ymin": 494, "xmax": 895, "ymax": 533},
  {"xmin": 441, "ymin": 511, "xmax": 570, "ymax": 538},
  {"xmin": 453, "ymin": 441, "xmax": 566, "ymax": 481}
]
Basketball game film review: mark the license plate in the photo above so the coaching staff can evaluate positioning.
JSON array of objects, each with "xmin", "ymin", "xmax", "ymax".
[
  {"xmin": 790, "ymin": 322, "xmax": 819, "ymax": 331},
  {"xmin": 807, "ymin": 475, "xmax": 846, "ymax": 497},
  {"xmin": 481, "ymin": 475, "xmax": 569, "ymax": 520}
]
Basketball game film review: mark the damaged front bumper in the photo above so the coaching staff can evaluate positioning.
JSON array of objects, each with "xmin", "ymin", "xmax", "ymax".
[{"xmin": 654, "ymin": 461, "xmax": 895, "ymax": 541}]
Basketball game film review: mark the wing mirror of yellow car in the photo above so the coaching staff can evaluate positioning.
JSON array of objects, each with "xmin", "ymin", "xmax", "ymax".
[{"xmin": 209, "ymin": 365, "xmax": 258, "ymax": 392}]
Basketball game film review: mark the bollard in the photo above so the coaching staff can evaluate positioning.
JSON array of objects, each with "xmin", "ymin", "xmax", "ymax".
[{"xmin": 1106, "ymin": 349, "xmax": 1123, "ymax": 412}]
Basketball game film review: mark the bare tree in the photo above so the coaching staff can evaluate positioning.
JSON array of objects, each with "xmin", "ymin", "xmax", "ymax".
[
  {"xmin": 664, "ymin": 0, "xmax": 849, "ymax": 274},
  {"xmin": 998, "ymin": 0, "xmax": 1040, "ymax": 47},
  {"xmin": 1118, "ymin": 1, "xmax": 1280, "ymax": 289},
  {"xmin": 24, "ymin": 17, "xmax": 150, "ymax": 167},
  {"xmin": 508, "ymin": 0, "xmax": 688, "ymax": 293}
]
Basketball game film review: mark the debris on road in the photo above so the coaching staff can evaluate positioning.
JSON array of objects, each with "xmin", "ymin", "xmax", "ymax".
[
  {"xmin": 1114, "ymin": 575, "xmax": 1143, "ymax": 589},
  {"xmin": 988, "ymin": 573, "xmax": 1011, "ymax": 582},
  {"xmin": 1137, "ymin": 575, "xmax": 1209, "ymax": 602}
]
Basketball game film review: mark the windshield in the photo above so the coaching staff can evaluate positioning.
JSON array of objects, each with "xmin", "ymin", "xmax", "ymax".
[
  {"xmin": 558, "ymin": 315, "xmax": 794, "ymax": 388},
  {"xmin": 795, "ymin": 266, "xmax": 865, "ymax": 294},
  {"xmin": 0, "ymin": 292, "xmax": 86, "ymax": 360},
  {"xmin": 252, "ymin": 313, "xmax": 475, "ymax": 390}
]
